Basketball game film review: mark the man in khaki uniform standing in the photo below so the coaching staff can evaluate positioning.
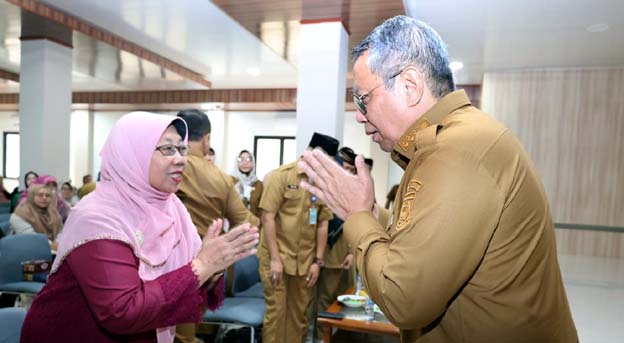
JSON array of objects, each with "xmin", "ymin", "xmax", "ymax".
[
  {"xmin": 258, "ymin": 133, "xmax": 337, "ymax": 343},
  {"xmin": 299, "ymin": 16, "xmax": 578, "ymax": 343},
  {"xmin": 174, "ymin": 109, "xmax": 260, "ymax": 343}
]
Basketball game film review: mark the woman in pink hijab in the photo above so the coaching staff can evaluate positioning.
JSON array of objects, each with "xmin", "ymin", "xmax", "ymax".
[
  {"xmin": 21, "ymin": 112, "xmax": 259, "ymax": 343},
  {"xmin": 18, "ymin": 174, "xmax": 72, "ymax": 222}
]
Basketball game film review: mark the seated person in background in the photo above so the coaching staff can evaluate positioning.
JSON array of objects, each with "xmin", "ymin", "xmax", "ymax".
[
  {"xmin": 10, "ymin": 170, "xmax": 38, "ymax": 212},
  {"xmin": 19, "ymin": 175, "xmax": 71, "ymax": 223},
  {"xmin": 231, "ymin": 149, "xmax": 263, "ymax": 219},
  {"xmin": 77, "ymin": 174, "xmax": 93, "ymax": 196},
  {"xmin": 204, "ymin": 147, "xmax": 216, "ymax": 164},
  {"xmin": 0, "ymin": 176, "xmax": 11, "ymax": 203},
  {"xmin": 78, "ymin": 180, "xmax": 96, "ymax": 199},
  {"xmin": 21, "ymin": 111, "xmax": 259, "ymax": 343},
  {"xmin": 10, "ymin": 183, "xmax": 63, "ymax": 249},
  {"xmin": 61, "ymin": 181, "xmax": 80, "ymax": 207}
]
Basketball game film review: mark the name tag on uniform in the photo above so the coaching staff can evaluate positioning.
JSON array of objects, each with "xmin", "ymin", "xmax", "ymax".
[
  {"xmin": 309, "ymin": 207, "xmax": 318, "ymax": 225},
  {"xmin": 309, "ymin": 195, "xmax": 318, "ymax": 225},
  {"xmin": 287, "ymin": 184, "xmax": 299, "ymax": 189}
]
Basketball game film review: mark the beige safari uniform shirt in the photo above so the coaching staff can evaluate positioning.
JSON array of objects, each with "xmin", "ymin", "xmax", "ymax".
[
  {"xmin": 258, "ymin": 161, "xmax": 333, "ymax": 276},
  {"xmin": 325, "ymin": 207, "xmax": 391, "ymax": 268},
  {"xmin": 344, "ymin": 90, "xmax": 578, "ymax": 342},
  {"xmin": 177, "ymin": 151, "xmax": 259, "ymax": 237}
]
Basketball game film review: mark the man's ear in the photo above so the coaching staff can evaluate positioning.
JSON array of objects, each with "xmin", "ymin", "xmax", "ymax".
[
  {"xmin": 402, "ymin": 67, "xmax": 425, "ymax": 107},
  {"xmin": 203, "ymin": 133, "xmax": 211, "ymax": 151}
]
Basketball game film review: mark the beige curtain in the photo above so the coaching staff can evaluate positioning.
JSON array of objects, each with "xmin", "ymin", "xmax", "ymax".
[{"xmin": 481, "ymin": 68, "xmax": 624, "ymax": 227}]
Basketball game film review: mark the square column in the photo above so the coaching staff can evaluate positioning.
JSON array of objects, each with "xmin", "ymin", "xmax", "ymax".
[{"xmin": 296, "ymin": 21, "xmax": 349, "ymax": 154}]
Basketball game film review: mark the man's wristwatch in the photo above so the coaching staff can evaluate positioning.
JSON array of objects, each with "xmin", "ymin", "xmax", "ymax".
[{"xmin": 313, "ymin": 257, "xmax": 325, "ymax": 267}]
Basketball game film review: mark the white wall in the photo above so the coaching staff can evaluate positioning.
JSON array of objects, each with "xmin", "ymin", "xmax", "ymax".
[
  {"xmin": 2, "ymin": 108, "xmax": 398, "ymax": 203},
  {"xmin": 0, "ymin": 111, "xmax": 20, "ymax": 191},
  {"xmin": 222, "ymin": 111, "xmax": 297, "ymax": 178},
  {"xmin": 70, "ymin": 110, "xmax": 90, "ymax": 186},
  {"xmin": 220, "ymin": 110, "xmax": 395, "ymax": 202}
]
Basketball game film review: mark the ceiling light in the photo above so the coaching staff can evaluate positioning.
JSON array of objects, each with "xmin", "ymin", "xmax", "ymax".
[
  {"xmin": 449, "ymin": 61, "xmax": 464, "ymax": 72},
  {"xmin": 586, "ymin": 23, "xmax": 609, "ymax": 33},
  {"xmin": 246, "ymin": 67, "xmax": 261, "ymax": 77}
]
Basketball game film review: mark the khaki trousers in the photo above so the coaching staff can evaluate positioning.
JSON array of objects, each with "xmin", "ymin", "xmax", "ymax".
[
  {"xmin": 310, "ymin": 267, "xmax": 354, "ymax": 339},
  {"xmin": 260, "ymin": 262, "xmax": 314, "ymax": 343},
  {"xmin": 174, "ymin": 323, "xmax": 198, "ymax": 343}
]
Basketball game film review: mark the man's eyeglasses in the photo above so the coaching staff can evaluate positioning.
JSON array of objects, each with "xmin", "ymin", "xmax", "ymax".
[
  {"xmin": 155, "ymin": 144, "xmax": 189, "ymax": 156},
  {"xmin": 352, "ymin": 69, "xmax": 404, "ymax": 115}
]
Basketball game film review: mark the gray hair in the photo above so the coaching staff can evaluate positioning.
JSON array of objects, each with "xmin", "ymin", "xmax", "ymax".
[{"xmin": 352, "ymin": 15, "xmax": 455, "ymax": 98}]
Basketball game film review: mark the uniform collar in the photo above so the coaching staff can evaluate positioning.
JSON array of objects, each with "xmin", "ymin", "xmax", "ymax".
[
  {"xmin": 391, "ymin": 90, "xmax": 472, "ymax": 169},
  {"xmin": 189, "ymin": 149, "xmax": 204, "ymax": 158}
]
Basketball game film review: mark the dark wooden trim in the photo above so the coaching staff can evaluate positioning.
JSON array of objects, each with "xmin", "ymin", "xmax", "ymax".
[
  {"xmin": 71, "ymin": 89, "xmax": 297, "ymax": 104},
  {"xmin": 7, "ymin": 0, "xmax": 211, "ymax": 88},
  {"xmin": 0, "ymin": 69, "xmax": 19, "ymax": 83}
]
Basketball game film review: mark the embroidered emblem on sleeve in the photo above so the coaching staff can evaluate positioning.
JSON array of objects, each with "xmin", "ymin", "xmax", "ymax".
[{"xmin": 395, "ymin": 180, "xmax": 423, "ymax": 231}]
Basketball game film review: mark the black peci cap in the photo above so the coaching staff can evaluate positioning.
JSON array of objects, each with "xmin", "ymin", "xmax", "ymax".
[{"xmin": 308, "ymin": 132, "xmax": 339, "ymax": 157}]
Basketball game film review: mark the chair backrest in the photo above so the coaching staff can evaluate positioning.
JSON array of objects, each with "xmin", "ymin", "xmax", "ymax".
[
  {"xmin": 0, "ymin": 201, "xmax": 10, "ymax": 215},
  {"xmin": 0, "ymin": 234, "xmax": 52, "ymax": 285},
  {"xmin": 231, "ymin": 254, "xmax": 260, "ymax": 294},
  {"xmin": 0, "ymin": 307, "xmax": 27, "ymax": 343}
]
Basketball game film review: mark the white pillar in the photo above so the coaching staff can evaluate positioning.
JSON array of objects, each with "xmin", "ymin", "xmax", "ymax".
[
  {"xmin": 296, "ymin": 21, "xmax": 348, "ymax": 154},
  {"xmin": 19, "ymin": 39, "xmax": 72, "ymax": 186}
]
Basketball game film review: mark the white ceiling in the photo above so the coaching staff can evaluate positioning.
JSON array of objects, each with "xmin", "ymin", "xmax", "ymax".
[
  {"xmin": 42, "ymin": 0, "xmax": 297, "ymax": 89},
  {"xmin": 1, "ymin": 0, "xmax": 623, "ymax": 92},
  {"xmin": 404, "ymin": 0, "xmax": 624, "ymax": 84}
]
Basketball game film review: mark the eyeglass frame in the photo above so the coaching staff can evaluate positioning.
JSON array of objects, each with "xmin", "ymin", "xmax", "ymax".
[
  {"xmin": 155, "ymin": 144, "xmax": 189, "ymax": 157},
  {"xmin": 237, "ymin": 157, "xmax": 253, "ymax": 163},
  {"xmin": 352, "ymin": 68, "xmax": 404, "ymax": 116}
]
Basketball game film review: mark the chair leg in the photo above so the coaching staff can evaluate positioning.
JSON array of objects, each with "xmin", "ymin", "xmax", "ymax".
[{"xmin": 250, "ymin": 326, "xmax": 254, "ymax": 343}]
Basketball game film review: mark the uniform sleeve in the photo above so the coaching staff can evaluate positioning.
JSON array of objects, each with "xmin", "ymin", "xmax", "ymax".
[
  {"xmin": 318, "ymin": 204, "xmax": 333, "ymax": 222},
  {"xmin": 67, "ymin": 240, "xmax": 210, "ymax": 334},
  {"xmin": 344, "ymin": 152, "xmax": 504, "ymax": 330},
  {"xmin": 258, "ymin": 171, "xmax": 284, "ymax": 213},
  {"xmin": 225, "ymin": 184, "xmax": 260, "ymax": 227}
]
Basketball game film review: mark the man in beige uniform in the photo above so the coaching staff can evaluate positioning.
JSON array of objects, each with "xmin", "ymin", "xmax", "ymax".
[
  {"xmin": 175, "ymin": 109, "xmax": 260, "ymax": 343},
  {"xmin": 299, "ymin": 16, "xmax": 578, "ymax": 343},
  {"xmin": 258, "ymin": 133, "xmax": 336, "ymax": 343}
]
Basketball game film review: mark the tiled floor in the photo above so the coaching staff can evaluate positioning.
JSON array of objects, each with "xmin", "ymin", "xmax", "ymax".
[{"xmin": 559, "ymin": 254, "xmax": 624, "ymax": 343}]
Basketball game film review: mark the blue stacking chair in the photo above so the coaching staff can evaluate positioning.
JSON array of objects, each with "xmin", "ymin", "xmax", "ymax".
[
  {"xmin": 231, "ymin": 253, "xmax": 263, "ymax": 298},
  {"xmin": 0, "ymin": 202, "xmax": 10, "ymax": 215},
  {"xmin": 0, "ymin": 234, "xmax": 51, "ymax": 295},
  {"xmin": 0, "ymin": 307, "xmax": 27, "ymax": 343},
  {"xmin": 203, "ymin": 254, "xmax": 265, "ymax": 343}
]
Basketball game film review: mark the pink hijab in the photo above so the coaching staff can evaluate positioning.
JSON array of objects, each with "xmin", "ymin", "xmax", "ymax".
[{"xmin": 52, "ymin": 111, "xmax": 201, "ymax": 342}]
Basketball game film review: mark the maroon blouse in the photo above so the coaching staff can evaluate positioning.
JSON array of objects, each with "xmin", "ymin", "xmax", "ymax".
[{"xmin": 21, "ymin": 239, "xmax": 224, "ymax": 342}]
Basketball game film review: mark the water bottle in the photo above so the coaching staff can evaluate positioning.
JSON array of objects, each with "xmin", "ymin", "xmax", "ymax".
[
  {"xmin": 364, "ymin": 299, "xmax": 375, "ymax": 321},
  {"xmin": 356, "ymin": 274, "xmax": 363, "ymax": 296}
]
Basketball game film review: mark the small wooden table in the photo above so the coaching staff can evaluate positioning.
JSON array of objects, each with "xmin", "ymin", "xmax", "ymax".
[{"xmin": 317, "ymin": 288, "xmax": 400, "ymax": 342}]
